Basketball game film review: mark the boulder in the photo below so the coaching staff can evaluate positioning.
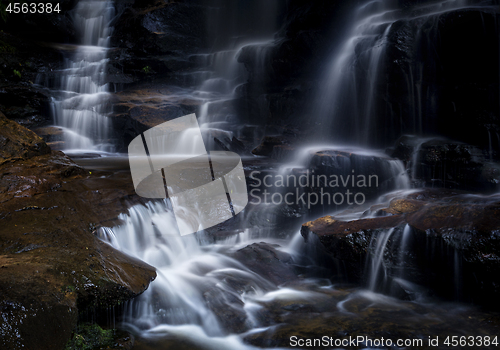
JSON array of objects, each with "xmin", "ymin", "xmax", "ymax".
[
  {"xmin": 232, "ymin": 242, "xmax": 298, "ymax": 286},
  {"xmin": 0, "ymin": 116, "xmax": 156, "ymax": 350},
  {"xmin": 300, "ymin": 189, "xmax": 500, "ymax": 307},
  {"xmin": 0, "ymin": 112, "xmax": 51, "ymax": 164}
]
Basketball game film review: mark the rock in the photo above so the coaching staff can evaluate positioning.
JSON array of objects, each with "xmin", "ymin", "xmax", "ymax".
[
  {"xmin": 109, "ymin": 86, "xmax": 202, "ymax": 150},
  {"xmin": 390, "ymin": 136, "xmax": 500, "ymax": 191},
  {"xmin": 303, "ymin": 149, "xmax": 409, "ymax": 209},
  {"xmin": 109, "ymin": 1, "xmax": 207, "ymax": 86},
  {"xmin": 383, "ymin": 7, "xmax": 500, "ymax": 150},
  {"xmin": 32, "ymin": 126, "xmax": 64, "ymax": 143},
  {"xmin": 252, "ymin": 136, "xmax": 289, "ymax": 157},
  {"xmin": 244, "ymin": 286, "xmax": 500, "ymax": 348},
  {"xmin": 232, "ymin": 242, "xmax": 297, "ymax": 286},
  {"xmin": 0, "ymin": 119, "xmax": 156, "ymax": 350},
  {"xmin": 213, "ymin": 136, "xmax": 246, "ymax": 154},
  {"xmin": 300, "ymin": 189, "xmax": 500, "ymax": 307},
  {"xmin": 0, "ymin": 112, "xmax": 51, "ymax": 165},
  {"xmin": 0, "ymin": 30, "xmax": 62, "ymax": 129},
  {"xmin": 301, "ymin": 215, "xmax": 405, "ymax": 281}
]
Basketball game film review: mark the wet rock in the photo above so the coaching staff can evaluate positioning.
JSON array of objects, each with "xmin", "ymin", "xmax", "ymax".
[
  {"xmin": 0, "ymin": 119, "xmax": 156, "ymax": 350},
  {"xmin": 232, "ymin": 242, "xmax": 297, "ymax": 286},
  {"xmin": 0, "ymin": 31, "xmax": 62, "ymax": 128},
  {"xmin": 109, "ymin": 1, "xmax": 207, "ymax": 86},
  {"xmin": 251, "ymin": 136, "xmax": 290, "ymax": 157},
  {"xmin": 296, "ymin": 149, "xmax": 408, "ymax": 214},
  {"xmin": 391, "ymin": 136, "xmax": 500, "ymax": 191},
  {"xmin": 0, "ymin": 112, "xmax": 51, "ymax": 164},
  {"xmin": 301, "ymin": 215, "xmax": 405, "ymax": 282},
  {"xmin": 109, "ymin": 86, "xmax": 202, "ymax": 150},
  {"xmin": 244, "ymin": 287, "xmax": 500, "ymax": 349},
  {"xmin": 234, "ymin": 1, "xmax": 354, "ymax": 143},
  {"xmin": 213, "ymin": 136, "xmax": 247, "ymax": 154},
  {"xmin": 301, "ymin": 189, "xmax": 500, "ymax": 307},
  {"xmin": 203, "ymin": 287, "xmax": 249, "ymax": 334},
  {"xmin": 32, "ymin": 126, "xmax": 64, "ymax": 144},
  {"xmin": 383, "ymin": 7, "xmax": 500, "ymax": 149}
]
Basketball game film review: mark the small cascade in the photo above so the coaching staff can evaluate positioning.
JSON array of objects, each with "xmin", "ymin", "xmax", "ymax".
[
  {"xmin": 367, "ymin": 228, "xmax": 395, "ymax": 292},
  {"xmin": 365, "ymin": 224, "xmax": 420, "ymax": 297},
  {"xmin": 101, "ymin": 201, "xmax": 301, "ymax": 345},
  {"xmin": 187, "ymin": 1, "xmax": 283, "ymax": 151},
  {"xmin": 193, "ymin": 40, "xmax": 276, "ymax": 151},
  {"xmin": 50, "ymin": 0, "xmax": 115, "ymax": 153}
]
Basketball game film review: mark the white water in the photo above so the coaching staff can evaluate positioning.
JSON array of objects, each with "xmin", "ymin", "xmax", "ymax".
[
  {"xmin": 100, "ymin": 201, "xmax": 311, "ymax": 347},
  {"xmin": 50, "ymin": 1, "xmax": 115, "ymax": 153}
]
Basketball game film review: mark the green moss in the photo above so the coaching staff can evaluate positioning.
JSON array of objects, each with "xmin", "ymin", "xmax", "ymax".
[
  {"xmin": 64, "ymin": 323, "xmax": 114, "ymax": 350},
  {"xmin": 142, "ymin": 66, "xmax": 153, "ymax": 74},
  {"xmin": 13, "ymin": 69, "xmax": 21, "ymax": 78}
]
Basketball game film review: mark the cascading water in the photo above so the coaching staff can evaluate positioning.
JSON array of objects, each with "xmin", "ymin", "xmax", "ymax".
[
  {"xmin": 312, "ymin": 0, "xmax": 497, "ymax": 146},
  {"xmin": 194, "ymin": 40, "xmax": 274, "ymax": 150},
  {"xmin": 191, "ymin": 1, "xmax": 283, "ymax": 151},
  {"xmin": 50, "ymin": 0, "xmax": 115, "ymax": 153},
  {"xmin": 99, "ymin": 201, "xmax": 316, "ymax": 348}
]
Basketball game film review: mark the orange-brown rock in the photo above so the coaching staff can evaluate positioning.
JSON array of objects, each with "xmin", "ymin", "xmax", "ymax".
[
  {"xmin": 0, "ymin": 114, "xmax": 156, "ymax": 350},
  {"xmin": 300, "ymin": 188, "xmax": 500, "ymax": 306}
]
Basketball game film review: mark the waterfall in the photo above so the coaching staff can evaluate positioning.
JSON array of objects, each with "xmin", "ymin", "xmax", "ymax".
[
  {"xmin": 99, "ymin": 201, "xmax": 320, "ymax": 348},
  {"xmin": 50, "ymin": 0, "xmax": 115, "ymax": 153},
  {"xmin": 194, "ymin": 40, "xmax": 274, "ymax": 150},
  {"xmin": 312, "ymin": 0, "xmax": 495, "ymax": 146},
  {"xmin": 191, "ymin": 1, "xmax": 283, "ymax": 151}
]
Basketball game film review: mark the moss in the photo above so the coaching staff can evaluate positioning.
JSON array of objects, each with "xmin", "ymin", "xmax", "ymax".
[
  {"xmin": 142, "ymin": 66, "xmax": 153, "ymax": 74},
  {"xmin": 64, "ymin": 323, "xmax": 114, "ymax": 350}
]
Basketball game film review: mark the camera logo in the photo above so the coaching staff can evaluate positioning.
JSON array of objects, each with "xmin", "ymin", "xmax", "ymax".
[{"xmin": 128, "ymin": 114, "xmax": 248, "ymax": 236}]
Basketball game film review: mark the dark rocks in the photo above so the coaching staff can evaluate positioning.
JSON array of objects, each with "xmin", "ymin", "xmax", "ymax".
[
  {"xmin": 109, "ymin": 86, "xmax": 202, "ymax": 150},
  {"xmin": 383, "ymin": 7, "xmax": 500, "ymax": 150},
  {"xmin": 0, "ymin": 119, "xmax": 156, "ymax": 349},
  {"xmin": 232, "ymin": 242, "xmax": 297, "ymax": 286},
  {"xmin": 109, "ymin": 1, "xmax": 207, "ymax": 86},
  {"xmin": 301, "ymin": 189, "xmax": 500, "ymax": 307},
  {"xmin": 302, "ymin": 215, "xmax": 405, "ymax": 282},
  {"xmin": 390, "ymin": 135, "xmax": 500, "ymax": 191},
  {"xmin": 233, "ymin": 1, "xmax": 354, "ymax": 143},
  {"xmin": 251, "ymin": 136, "xmax": 290, "ymax": 157},
  {"xmin": 0, "ymin": 31, "xmax": 62, "ymax": 129},
  {"xmin": 213, "ymin": 136, "xmax": 246, "ymax": 154}
]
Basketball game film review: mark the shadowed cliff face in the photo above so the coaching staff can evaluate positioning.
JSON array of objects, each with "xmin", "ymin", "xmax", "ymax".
[{"xmin": 0, "ymin": 112, "xmax": 156, "ymax": 350}]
